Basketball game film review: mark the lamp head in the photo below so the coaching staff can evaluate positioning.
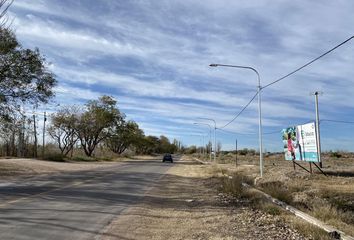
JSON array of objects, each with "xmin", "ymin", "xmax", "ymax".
[{"xmin": 209, "ymin": 64, "xmax": 218, "ymax": 67}]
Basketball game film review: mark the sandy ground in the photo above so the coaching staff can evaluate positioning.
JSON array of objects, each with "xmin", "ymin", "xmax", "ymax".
[
  {"xmin": 0, "ymin": 158, "xmax": 122, "ymax": 182},
  {"xmin": 100, "ymin": 156, "xmax": 307, "ymax": 240},
  {"xmin": 0, "ymin": 156, "xmax": 161, "ymax": 177}
]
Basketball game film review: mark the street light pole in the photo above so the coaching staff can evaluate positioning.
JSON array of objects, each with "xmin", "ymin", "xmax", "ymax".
[
  {"xmin": 194, "ymin": 122, "xmax": 212, "ymax": 161},
  {"xmin": 209, "ymin": 63, "xmax": 263, "ymax": 177},
  {"xmin": 198, "ymin": 117, "xmax": 217, "ymax": 162}
]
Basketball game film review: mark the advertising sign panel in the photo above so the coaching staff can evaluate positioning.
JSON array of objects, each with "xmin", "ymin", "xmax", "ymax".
[{"xmin": 282, "ymin": 122, "xmax": 319, "ymax": 162}]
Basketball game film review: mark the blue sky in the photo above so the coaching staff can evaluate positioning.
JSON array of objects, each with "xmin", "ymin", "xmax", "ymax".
[{"xmin": 9, "ymin": 0, "xmax": 354, "ymax": 151}]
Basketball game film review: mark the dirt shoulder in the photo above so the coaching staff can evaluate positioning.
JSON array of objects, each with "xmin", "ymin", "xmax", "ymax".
[
  {"xmin": 0, "ymin": 155, "xmax": 160, "ymax": 179},
  {"xmin": 101, "ymin": 156, "xmax": 306, "ymax": 240},
  {"xmin": 0, "ymin": 158, "xmax": 122, "ymax": 181}
]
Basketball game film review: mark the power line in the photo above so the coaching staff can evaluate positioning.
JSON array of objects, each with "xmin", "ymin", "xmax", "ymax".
[
  {"xmin": 217, "ymin": 128, "xmax": 252, "ymax": 135},
  {"xmin": 321, "ymin": 119, "xmax": 354, "ymax": 124},
  {"xmin": 263, "ymin": 130, "xmax": 281, "ymax": 135},
  {"xmin": 218, "ymin": 35, "xmax": 354, "ymax": 131},
  {"xmin": 262, "ymin": 35, "xmax": 354, "ymax": 89},
  {"xmin": 217, "ymin": 127, "xmax": 280, "ymax": 136},
  {"xmin": 219, "ymin": 91, "xmax": 258, "ymax": 129}
]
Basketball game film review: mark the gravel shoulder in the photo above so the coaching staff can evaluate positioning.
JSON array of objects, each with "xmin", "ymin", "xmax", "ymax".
[{"xmin": 101, "ymin": 156, "xmax": 307, "ymax": 240}]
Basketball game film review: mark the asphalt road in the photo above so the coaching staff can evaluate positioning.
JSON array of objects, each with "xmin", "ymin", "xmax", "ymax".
[{"xmin": 0, "ymin": 157, "xmax": 177, "ymax": 240}]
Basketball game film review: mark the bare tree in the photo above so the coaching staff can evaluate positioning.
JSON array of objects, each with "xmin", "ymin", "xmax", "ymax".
[
  {"xmin": 217, "ymin": 141, "xmax": 222, "ymax": 153},
  {"xmin": 48, "ymin": 106, "xmax": 79, "ymax": 157}
]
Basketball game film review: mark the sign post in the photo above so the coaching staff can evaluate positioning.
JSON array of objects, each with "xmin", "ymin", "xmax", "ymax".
[{"xmin": 314, "ymin": 92, "xmax": 322, "ymax": 167}]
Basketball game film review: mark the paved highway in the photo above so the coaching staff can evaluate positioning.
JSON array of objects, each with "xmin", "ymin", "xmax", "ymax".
[{"xmin": 0, "ymin": 157, "xmax": 177, "ymax": 240}]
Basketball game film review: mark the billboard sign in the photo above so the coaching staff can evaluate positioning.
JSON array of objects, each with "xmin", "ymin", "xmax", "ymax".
[{"xmin": 282, "ymin": 122, "xmax": 319, "ymax": 162}]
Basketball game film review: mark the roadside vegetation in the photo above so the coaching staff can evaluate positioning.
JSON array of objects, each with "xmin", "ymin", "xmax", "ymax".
[{"xmin": 203, "ymin": 151, "xmax": 354, "ymax": 239}]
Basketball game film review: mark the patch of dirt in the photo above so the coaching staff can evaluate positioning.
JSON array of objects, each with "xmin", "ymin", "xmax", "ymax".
[
  {"xmin": 101, "ymin": 156, "xmax": 307, "ymax": 240},
  {"xmin": 0, "ymin": 158, "xmax": 121, "ymax": 179}
]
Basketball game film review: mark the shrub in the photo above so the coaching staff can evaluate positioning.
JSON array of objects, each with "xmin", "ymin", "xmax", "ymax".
[
  {"xmin": 219, "ymin": 173, "xmax": 253, "ymax": 198},
  {"xmin": 260, "ymin": 203, "xmax": 282, "ymax": 215},
  {"xmin": 330, "ymin": 151, "xmax": 342, "ymax": 158},
  {"xmin": 71, "ymin": 156, "xmax": 96, "ymax": 162},
  {"xmin": 43, "ymin": 153, "xmax": 65, "ymax": 162},
  {"xmin": 260, "ymin": 181, "xmax": 293, "ymax": 204}
]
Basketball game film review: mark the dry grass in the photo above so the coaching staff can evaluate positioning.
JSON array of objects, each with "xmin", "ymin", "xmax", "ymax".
[
  {"xmin": 259, "ymin": 202, "xmax": 283, "ymax": 215},
  {"xmin": 210, "ymin": 153, "xmax": 354, "ymax": 239},
  {"xmin": 312, "ymin": 205, "xmax": 354, "ymax": 236},
  {"xmin": 219, "ymin": 174, "xmax": 245, "ymax": 198},
  {"xmin": 216, "ymin": 153, "xmax": 354, "ymax": 231},
  {"xmin": 216, "ymin": 172, "xmax": 332, "ymax": 240},
  {"xmin": 282, "ymin": 215, "xmax": 332, "ymax": 240},
  {"xmin": 259, "ymin": 181, "xmax": 293, "ymax": 204}
]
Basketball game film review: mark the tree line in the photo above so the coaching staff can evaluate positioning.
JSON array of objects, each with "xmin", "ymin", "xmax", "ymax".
[{"xmin": 48, "ymin": 96, "xmax": 181, "ymax": 158}]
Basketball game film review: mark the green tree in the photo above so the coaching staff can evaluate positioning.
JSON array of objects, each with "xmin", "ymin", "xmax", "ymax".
[
  {"xmin": 0, "ymin": 28, "xmax": 56, "ymax": 119},
  {"xmin": 135, "ymin": 135, "xmax": 159, "ymax": 154},
  {"xmin": 106, "ymin": 120, "xmax": 144, "ymax": 155},
  {"xmin": 186, "ymin": 145, "xmax": 197, "ymax": 154},
  {"xmin": 75, "ymin": 96, "xmax": 122, "ymax": 157},
  {"xmin": 158, "ymin": 135, "xmax": 177, "ymax": 153}
]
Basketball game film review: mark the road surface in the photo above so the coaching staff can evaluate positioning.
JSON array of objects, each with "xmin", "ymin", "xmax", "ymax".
[{"xmin": 0, "ymin": 157, "xmax": 177, "ymax": 240}]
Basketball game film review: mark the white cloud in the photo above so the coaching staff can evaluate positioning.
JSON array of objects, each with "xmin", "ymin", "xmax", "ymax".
[{"xmin": 9, "ymin": 0, "xmax": 354, "ymax": 151}]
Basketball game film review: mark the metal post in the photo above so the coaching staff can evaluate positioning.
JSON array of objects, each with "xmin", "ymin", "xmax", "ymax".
[
  {"xmin": 258, "ymin": 81, "xmax": 263, "ymax": 177},
  {"xmin": 209, "ymin": 64, "xmax": 263, "ymax": 177},
  {"xmin": 194, "ymin": 122, "xmax": 212, "ymax": 162},
  {"xmin": 314, "ymin": 92, "xmax": 322, "ymax": 168},
  {"xmin": 198, "ymin": 118, "xmax": 217, "ymax": 162},
  {"xmin": 214, "ymin": 124, "xmax": 216, "ymax": 162},
  {"xmin": 42, "ymin": 111, "xmax": 46, "ymax": 158},
  {"xmin": 202, "ymin": 135, "xmax": 205, "ymax": 157},
  {"xmin": 235, "ymin": 139, "xmax": 238, "ymax": 167}
]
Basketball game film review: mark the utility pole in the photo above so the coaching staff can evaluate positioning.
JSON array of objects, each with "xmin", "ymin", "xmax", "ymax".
[
  {"xmin": 235, "ymin": 139, "xmax": 238, "ymax": 167},
  {"xmin": 33, "ymin": 114, "xmax": 37, "ymax": 158},
  {"xmin": 202, "ymin": 135, "xmax": 205, "ymax": 157},
  {"xmin": 19, "ymin": 108, "xmax": 26, "ymax": 158},
  {"xmin": 310, "ymin": 91, "xmax": 323, "ymax": 167},
  {"xmin": 18, "ymin": 122, "xmax": 22, "ymax": 157},
  {"xmin": 42, "ymin": 111, "xmax": 46, "ymax": 158},
  {"xmin": 313, "ymin": 91, "xmax": 323, "ymax": 168}
]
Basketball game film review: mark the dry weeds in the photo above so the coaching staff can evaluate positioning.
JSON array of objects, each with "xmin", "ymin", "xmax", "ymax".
[{"xmin": 212, "ymin": 152, "xmax": 354, "ymax": 237}]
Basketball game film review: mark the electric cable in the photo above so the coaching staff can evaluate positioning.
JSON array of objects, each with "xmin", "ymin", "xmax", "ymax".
[
  {"xmin": 262, "ymin": 35, "xmax": 354, "ymax": 89},
  {"xmin": 217, "ymin": 35, "xmax": 354, "ymax": 130}
]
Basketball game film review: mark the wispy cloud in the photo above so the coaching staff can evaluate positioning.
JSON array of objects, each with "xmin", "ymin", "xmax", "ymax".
[{"xmin": 9, "ymin": 0, "xmax": 354, "ymax": 151}]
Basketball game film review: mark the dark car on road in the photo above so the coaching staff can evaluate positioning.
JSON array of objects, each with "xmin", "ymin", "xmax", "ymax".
[{"xmin": 162, "ymin": 153, "xmax": 173, "ymax": 163}]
